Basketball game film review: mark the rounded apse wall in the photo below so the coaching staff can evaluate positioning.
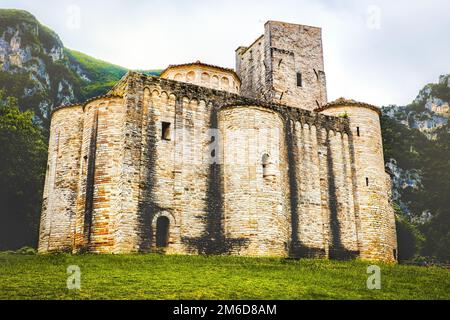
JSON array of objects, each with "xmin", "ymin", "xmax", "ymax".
[
  {"xmin": 161, "ymin": 62, "xmax": 241, "ymax": 94},
  {"xmin": 218, "ymin": 105, "xmax": 290, "ymax": 257},
  {"xmin": 318, "ymin": 102, "xmax": 397, "ymax": 262},
  {"xmin": 38, "ymin": 105, "xmax": 83, "ymax": 253}
]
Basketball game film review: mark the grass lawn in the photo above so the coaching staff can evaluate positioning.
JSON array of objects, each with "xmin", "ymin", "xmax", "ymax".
[{"xmin": 0, "ymin": 253, "xmax": 448, "ymax": 300}]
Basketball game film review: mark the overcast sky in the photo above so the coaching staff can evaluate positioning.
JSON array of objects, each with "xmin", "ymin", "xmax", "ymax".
[{"xmin": 1, "ymin": 0, "xmax": 449, "ymax": 106}]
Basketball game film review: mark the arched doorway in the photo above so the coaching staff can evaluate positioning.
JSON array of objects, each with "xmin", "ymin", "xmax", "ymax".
[{"xmin": 155, "ymin": 216, "xmax": 170, "ymax": 248}]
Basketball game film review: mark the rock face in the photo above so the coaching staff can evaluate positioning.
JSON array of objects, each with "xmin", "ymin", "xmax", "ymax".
[
  {"xmin": 0, "ymin": 10, "xmax": 76, "ymax": 125},
  {"xmin": 0, "ymin": 9, "xmax": 128, "ymax": 127},
  {"xmin": 383, "ymin": 75, "xmax": 450, "ymax": 140},
  {"xmin": 38, "ymin": 21, "xmax": 397, "ymax": 262},
  {"xmin": 382, "ymin": 75, "xmax": 449, "ymax": 216}
]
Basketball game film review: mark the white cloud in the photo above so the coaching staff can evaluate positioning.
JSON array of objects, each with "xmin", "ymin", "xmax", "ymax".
[{"xmin": 1, "ymin": 0, "xmax": 449, "ymax": 106}]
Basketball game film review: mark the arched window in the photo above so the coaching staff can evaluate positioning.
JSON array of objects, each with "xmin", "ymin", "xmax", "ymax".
[
  {"xmin": 156, "ymin": 216, "xmax": 170, "ymax": 248},
  {"xmin": 186, "ymin": 71, "xmax": 196, "ymax": 83},
  {"xmin": 211, "ymin": 75, "xmax": 219, "ymax": 88},
  {"xmin": 220, "ymin": 77, "xmax": 230, "ymax": 89},
  {"xmin": 174, "ymin": 73, "xmax": 183, "ymax": 82},
  {"xmin": 262, "ymin": 153, "xmax": 271, "ymax": 177},
  {"xmin": 201, "ymin": 72, "xmax": 210, "ymax": 84}
]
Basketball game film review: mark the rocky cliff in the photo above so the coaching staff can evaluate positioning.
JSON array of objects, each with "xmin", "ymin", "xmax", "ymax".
[
  {"xmin": 383, "ymin": 75, "xmax": 449, "ymax": 140},
  {"xmin": 381, "ymin": 75, "xmax": 449, "ymax": 259},
  {"xmin": 0, "ymin": 9, "xmax": 159, "ymax": 127},
  {"xmin": 382, "ymin": 75, "xmax": 449, "ymax": 215}
]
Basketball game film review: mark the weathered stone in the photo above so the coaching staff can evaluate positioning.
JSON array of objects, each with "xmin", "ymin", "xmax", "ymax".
[{"xmin": 38, "ymin": 21, "xmax": 397, "ymax": 262}]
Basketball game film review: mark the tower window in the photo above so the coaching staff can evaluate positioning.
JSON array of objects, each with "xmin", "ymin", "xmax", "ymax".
[
  {"xmin": 357, "ymin": 127, "xmax": 360, "ymax": 137},
  {"xmin": 262, "ymin": 153, "xmax": 272, "ymax": 177},
  {"xmin": 296, "ymin": 72, "xmax": 303, "ymax": 87},
  {"xmin": 161, "ymin": 122, "xmax": 171, "ymax": 141},
  {"xmin": 366, "ymin": 177, "xmax": 369, "ymax": 187}
]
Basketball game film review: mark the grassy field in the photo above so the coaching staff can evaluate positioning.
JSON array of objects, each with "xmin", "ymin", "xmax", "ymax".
[{"xmin": 0, "ymin": 253, "xmax": 448, "ymax": 300}]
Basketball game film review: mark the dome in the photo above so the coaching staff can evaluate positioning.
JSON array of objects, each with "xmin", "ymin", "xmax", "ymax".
[{"xmin": 160, "ymin": 61, "xmax": 241, "ymax": 94}]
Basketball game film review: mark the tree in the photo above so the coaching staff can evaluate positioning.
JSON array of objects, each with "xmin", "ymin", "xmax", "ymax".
[
  {"xmin": 0, "ymin": 91, "xmax": 47, "ymax": 250},
  {"xmin": 395, "ymin": 213, "xmax": 425, "ymax": 261}
]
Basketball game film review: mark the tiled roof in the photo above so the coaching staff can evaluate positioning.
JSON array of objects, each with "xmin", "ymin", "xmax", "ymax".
[
  {"xmin": 51, "ymin": 94, "xmax": 122, "ymax": 115},
  {"xmin": 316, "ymin": 98, "xmax": 381, "ymax": 115},
  {"xmin": 160, "ymin": 61, "xmax": 240, "ymax": 82}
]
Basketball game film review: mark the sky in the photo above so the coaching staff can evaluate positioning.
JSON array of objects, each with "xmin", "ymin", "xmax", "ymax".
[{"xmin": 1, "ymin": 0, "xmax": 449, "ymax": 106}]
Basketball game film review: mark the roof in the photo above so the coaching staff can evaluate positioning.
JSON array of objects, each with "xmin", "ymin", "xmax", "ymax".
[
  {"xmin": 160, "ymin": 61, "xmax": 241, "ymax": 83},
  {"xmin": 51, "ymin": 94, "xmax": 122, "ymax": 116},
  {"xmin": 265, "ymin": 20, "xmax": 322, "ymax": 30},
  {"xmin": 316, "ymin": 98, "xmax": 381, "ymax": 115},
  {"xmin": 235, "ymin": 34, "xmax": 264, "ymax": 55}
]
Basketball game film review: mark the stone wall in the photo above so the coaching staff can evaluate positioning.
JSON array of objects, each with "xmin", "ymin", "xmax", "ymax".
[
  {"xmin": 318, "ymin": 102, "xmax": 398, "ymax": 262},
  {"xmin": 72, "ymin": 96, "xmax": 125, "ymax": 253},
  {"xmin": 219, "ymin": 106, "xmax": 290, "ymax": 256},
  {"xmin": 236, "ymin": 21, "xmax": 327, "ymax": 111},
  {"xmin": 38, "ymin": 105, "xmax": 83, "ymax": 253},
  {"xmin": 39, "ymin": 72, "xmax": 396, "ymax": 262}
]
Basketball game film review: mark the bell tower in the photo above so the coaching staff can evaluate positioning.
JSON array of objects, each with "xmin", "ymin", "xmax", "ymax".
[{"xmin": 236, "ymin": 21, "xmax": 327, "ymax": 111}]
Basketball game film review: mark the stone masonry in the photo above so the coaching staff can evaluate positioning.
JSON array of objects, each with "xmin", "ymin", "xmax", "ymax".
[{"xmin": 38, "ymin": 21, "xmax": 397, "ymax": 262}]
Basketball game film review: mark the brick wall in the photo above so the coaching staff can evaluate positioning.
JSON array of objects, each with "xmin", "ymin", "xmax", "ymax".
[
  {"xmin": 319, "ymin": 103, "xmax": 398, "ymax": 262},
  {"xmin": 38, "ymin": 105, "xmax": 83, "ymax": 253}
]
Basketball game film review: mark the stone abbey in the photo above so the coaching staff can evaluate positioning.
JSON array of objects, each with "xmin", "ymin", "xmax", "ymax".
[{"xmin": 38, "ymin": 21, "xmax": 398, "ymax": 262}]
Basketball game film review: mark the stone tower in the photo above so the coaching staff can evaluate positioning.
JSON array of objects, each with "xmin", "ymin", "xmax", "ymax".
[
  {"xmin": 318, "ymin": 99, "xmax": 398, "ymax": 261},
  {"xmin": 236, "ymin": 21, "xmax": 327, "ymax": 110}
]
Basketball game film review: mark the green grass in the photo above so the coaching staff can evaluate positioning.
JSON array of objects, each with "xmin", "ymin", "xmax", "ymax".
[{"xmin": 0, "ymin": 253, "xmax": 449, "ymax": 300}]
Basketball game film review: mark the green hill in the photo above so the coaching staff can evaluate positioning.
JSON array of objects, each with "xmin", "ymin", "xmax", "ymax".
[
  {"xmin": 64, "ymin": 48, "xmax": 128, "ymax": 100},
  {"xmin": 65, "ymin": 49, "xmax": 162, "ymax": 100}
]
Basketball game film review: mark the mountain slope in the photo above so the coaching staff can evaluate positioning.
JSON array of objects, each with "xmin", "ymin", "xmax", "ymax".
[
  {"xmin": 65, "ymin": 48, "xmax": 128, "ymax": 100},
  {"xmin": 0, "ymin": 9, "xmax": 161, "ymax": 127},
  {"xmin": 0, "ymin": 9, "xmax": 79, "ymax": 126},
  {"xmin": 65, "ymin": 49, "xmax": 162, "ymax": 100}
]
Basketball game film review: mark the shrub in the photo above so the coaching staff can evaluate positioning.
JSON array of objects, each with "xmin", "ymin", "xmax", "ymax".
[{"xmin": 395, "ymin": 214, "xmax": 425, "ymax": 261}]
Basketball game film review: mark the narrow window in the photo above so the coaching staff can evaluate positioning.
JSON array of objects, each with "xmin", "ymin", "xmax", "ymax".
[
  {"xmin": 296, "ymin": 72, "xmax": 303, "ymax": 87},
  {"xmin": 357, "ymin": 127, "xmax": 360, "ymax": 137},
  {"xmin": 156, "ymin": 216, "xmax": 170, "ymax": 248},
  {"xmin": 262, "ymin": 153, "xmax": 270, "ymax": 177},
  {"xmin": 366, "ymin": 177, "xmax": 369, "ymax": 187},
  {"xmin": 393, "ymin": 249, "xmax": 397, "ymax": 260},
  {"xmin": 161, "ymin": 122, "xmax": 171, "ymax": 141}
]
